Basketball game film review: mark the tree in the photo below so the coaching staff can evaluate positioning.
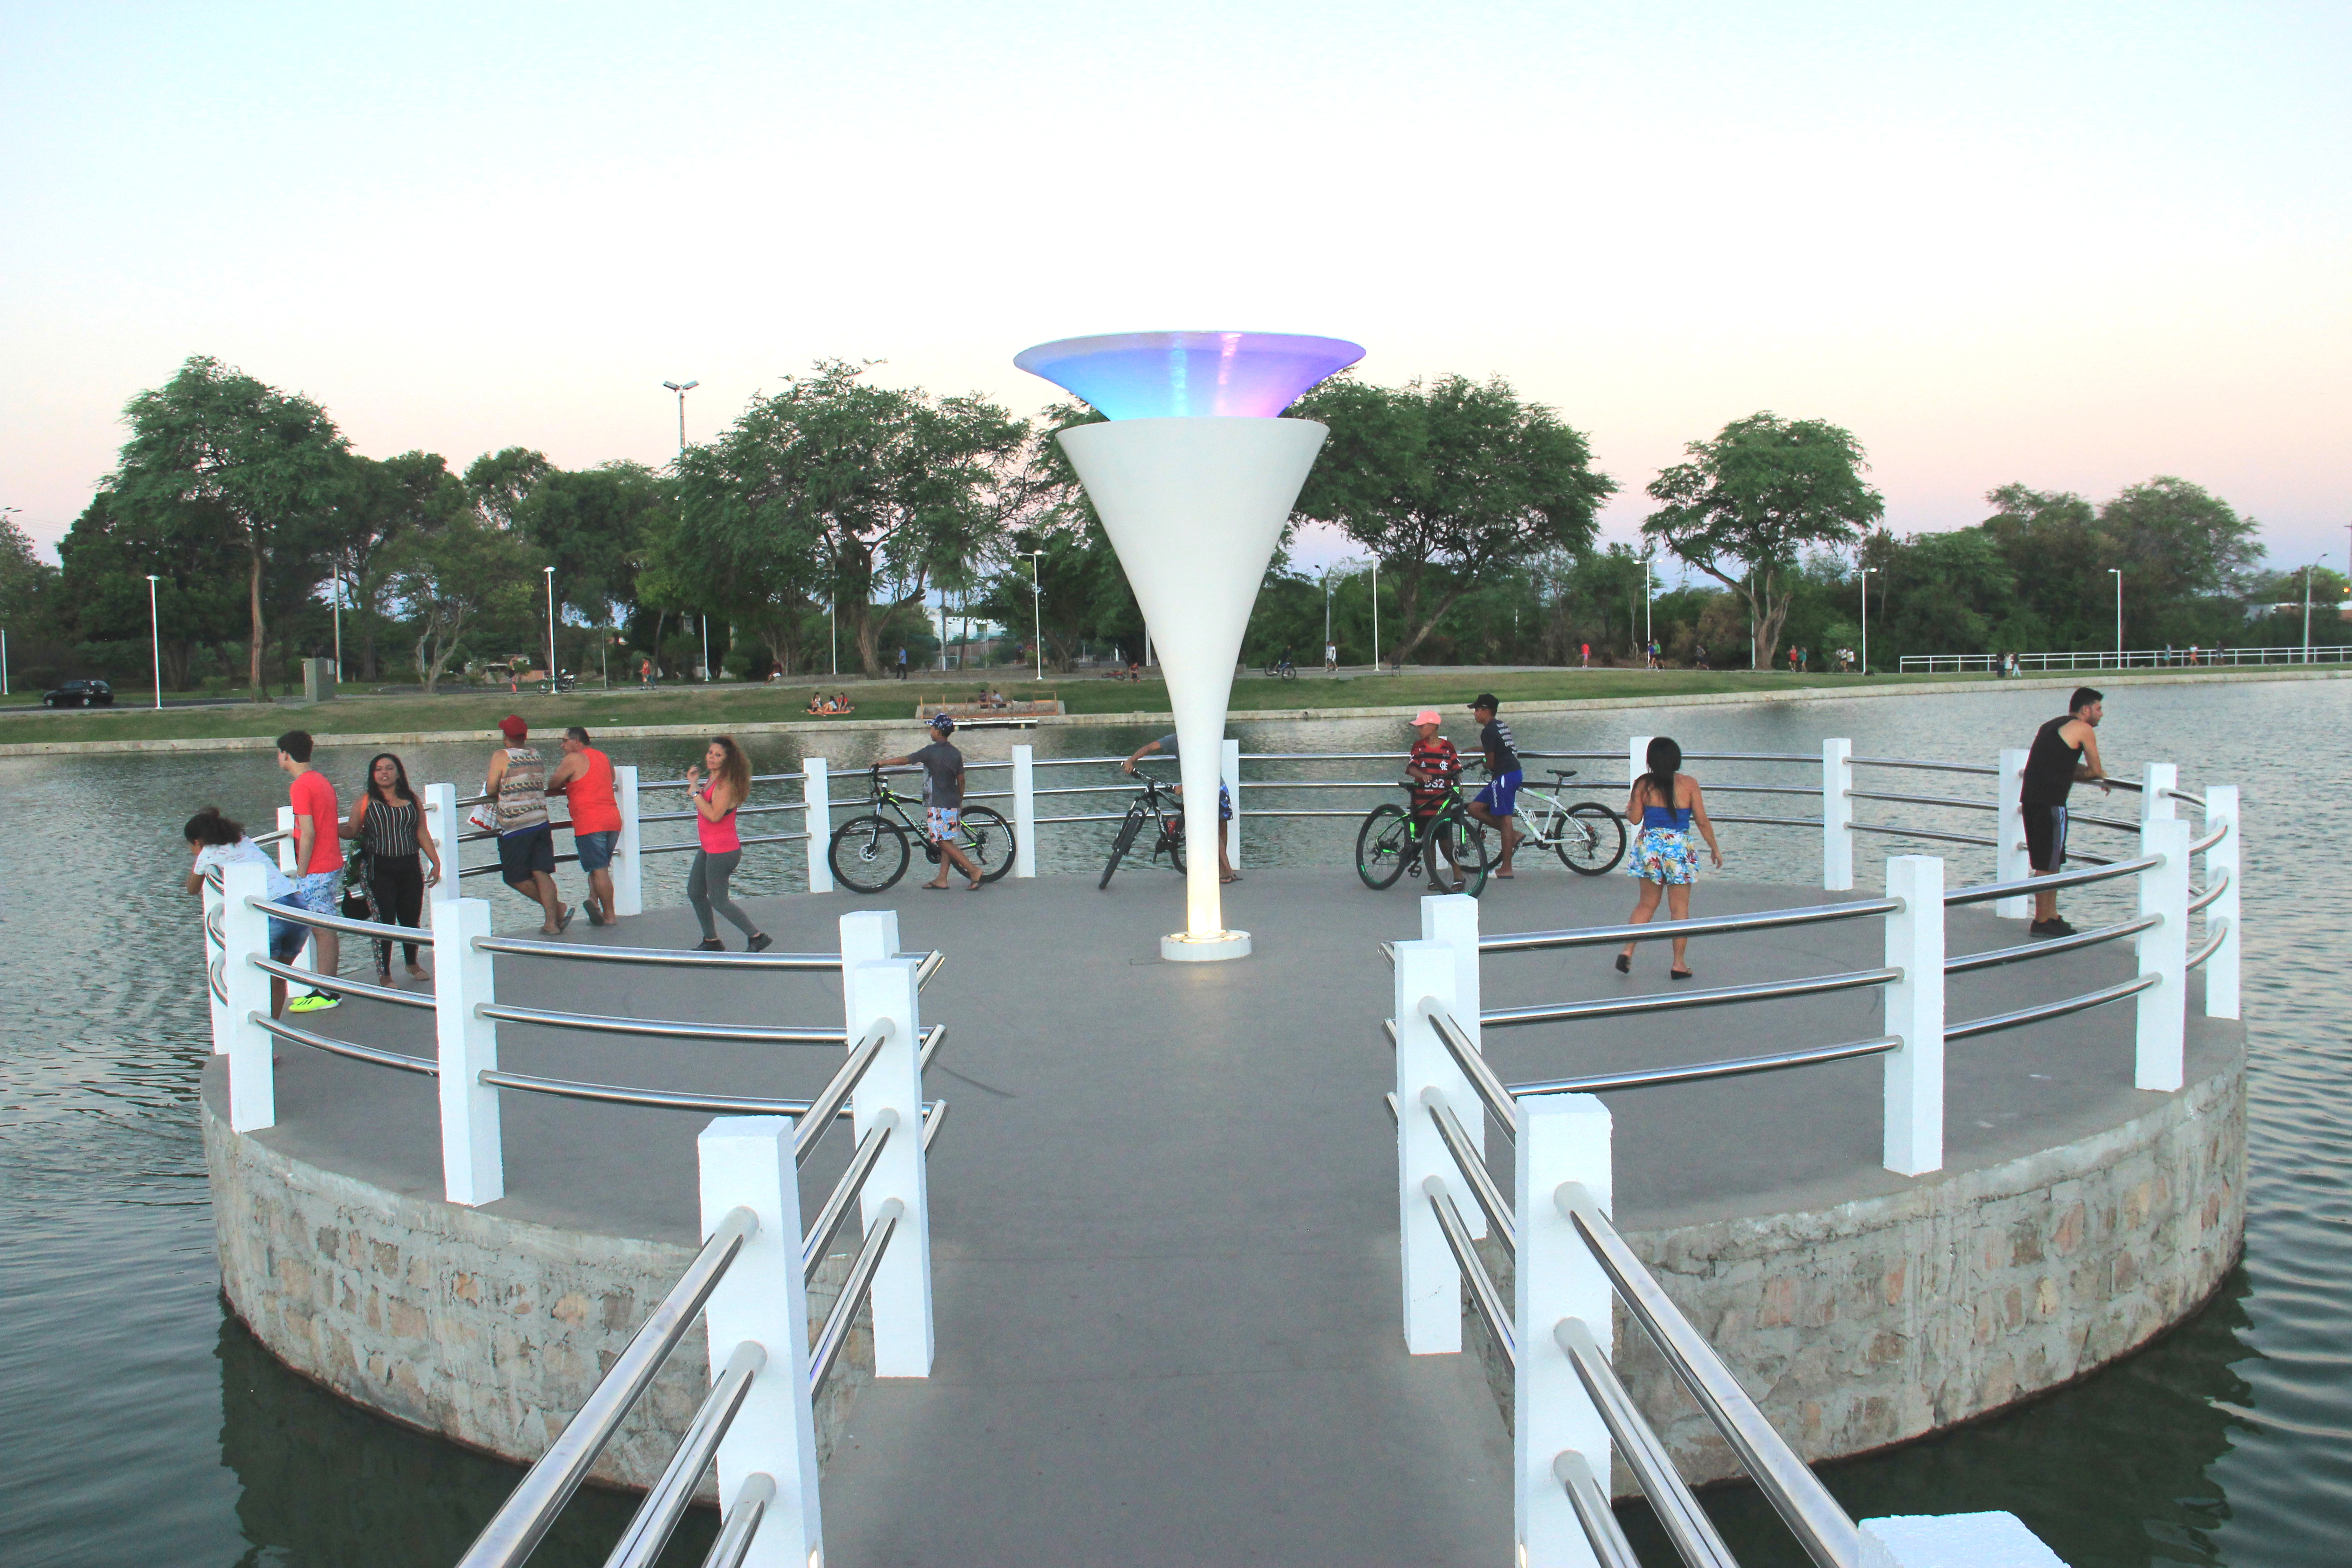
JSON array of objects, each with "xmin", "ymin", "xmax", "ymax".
[
  {"xmin": 514, "ymin": 461, "xmax": 666, "ymax": 630},
  {"xmin": 1643, "ymin": 412, "xmax": 1884, "ymax": 670},
  {"xmin": 382, "ymin": 507, "xmax": 534, "ymax": 691},
  {"xmin": 1291, "ymin": 374, "xmax": 1614, "ymax": 666},
  {"xmin": 108, "ymin": 356, "xmax": 349, "ymax": 692},
  {"xmin": 464, "ymin": 447, "xmax": 553, "ymax": 530},
  {"xmin": 54, "ymin": 488, "xmax": 247, "ymax": 688}
]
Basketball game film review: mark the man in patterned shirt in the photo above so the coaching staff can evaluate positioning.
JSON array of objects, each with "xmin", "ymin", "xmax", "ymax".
[{"xmin": 1406, "ymin": 709, "xmax": 1467, "ymax": 892}]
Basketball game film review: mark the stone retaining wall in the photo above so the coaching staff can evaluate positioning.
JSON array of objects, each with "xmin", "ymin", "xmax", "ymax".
[
  {"xmin": 1465, "ymin": 1038, "xmax": 2246, "ymax": 1493},
  {"xmin": 202, "ymin": 1088, "xmax": 868, "ymax": 1495}
]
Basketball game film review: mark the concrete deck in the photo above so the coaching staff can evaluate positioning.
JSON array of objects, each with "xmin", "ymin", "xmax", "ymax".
[{"xmin": 232, "ymin": 866, "xmax": 2235, "ymax": 1565}]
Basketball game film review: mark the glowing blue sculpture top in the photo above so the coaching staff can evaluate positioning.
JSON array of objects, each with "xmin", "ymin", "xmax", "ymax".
[{"xmin": 1014, "ymin": 331, "xmax": 1364, "ymax": 421}]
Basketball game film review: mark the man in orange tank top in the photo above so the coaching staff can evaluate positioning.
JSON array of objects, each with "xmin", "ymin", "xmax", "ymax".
[{"xmin": 550, "ymin": 725, "xmax": 623, "ymax": 926}]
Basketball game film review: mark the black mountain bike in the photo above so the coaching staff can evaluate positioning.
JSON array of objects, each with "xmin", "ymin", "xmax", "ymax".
[
  {"xmin": 1099, "ymin": 769, "xmax": 1188, "ymax": 888},
  {"xmin": 829, "ymin": 769, "xmax": 1016, "ymax": 893},
  {"xmin": 1355, "ymin": 769, "xmax": 1494, "ymax": 896},
  {"xmin": 1263, "ymin": 652, "xmax": 1298, "ymax": 680}
]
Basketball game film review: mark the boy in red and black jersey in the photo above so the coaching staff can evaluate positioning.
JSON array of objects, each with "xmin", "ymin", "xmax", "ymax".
[{"xmin": 1406, "ymin": 709, "xmax": 1466, "ymax": 891}]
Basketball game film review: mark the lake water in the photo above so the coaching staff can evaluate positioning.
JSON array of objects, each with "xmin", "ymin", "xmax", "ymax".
[{"xmin": 2, "ymin": 679, "xmax": 2343, "ymax": 1566}]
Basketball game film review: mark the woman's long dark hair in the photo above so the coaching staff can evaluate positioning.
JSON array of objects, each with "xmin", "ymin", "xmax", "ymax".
[
  {"xmin": 1644, "ymin": 736, "xmax": 1683, "ymax": 813},
  {"xmin": 184, "ymin": 805, "xmax": 245, "ymax": 846},
  {"xmin": 707, "ymin": 736, "xmax": 750, "ymax": 804},
  {"xmin": 365, "ymin": 752, "xmax": 419, "ymax": 806}
]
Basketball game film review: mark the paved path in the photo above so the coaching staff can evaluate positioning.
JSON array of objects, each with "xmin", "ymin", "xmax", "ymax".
[{"xmin": 252, "ymin": 866, "xmax": 2226, "ymax": 1566}]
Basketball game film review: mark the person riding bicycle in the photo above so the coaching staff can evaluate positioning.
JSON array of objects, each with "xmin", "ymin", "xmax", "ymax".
[
  {"xmin": 1122, "ymin": 732, "xmax": 1238, "ymax": 882},
  {"xmin": 1406, "ymin": 709, "xmax": 1467, "ymax": 892},
  {"xmin": 872, "ymin": 713, "xmax": 985, "ymax": 891},
  {"xmin": 1462, "ymin": 693, "xmax": 1523, "ymax": 879}
]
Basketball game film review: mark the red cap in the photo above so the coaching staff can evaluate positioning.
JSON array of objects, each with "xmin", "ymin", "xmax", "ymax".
[{"xmin": 498, "ymin": 715, "xmax": 528, "ymax": 740}]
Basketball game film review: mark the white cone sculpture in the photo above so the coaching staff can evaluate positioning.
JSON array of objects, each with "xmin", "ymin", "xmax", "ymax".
[{"xmin": 1017, "ymin": 332, "xmax": 1364, "ymax": 961}]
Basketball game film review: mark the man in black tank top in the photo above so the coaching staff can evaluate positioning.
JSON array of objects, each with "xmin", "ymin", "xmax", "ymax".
[{"xmin": 2018, "ymin": 686, "xmax": 2110, "ymax": 936}]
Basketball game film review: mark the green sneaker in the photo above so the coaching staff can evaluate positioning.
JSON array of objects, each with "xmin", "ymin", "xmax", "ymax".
[{"xmin": 286, "ymin": 991, "xmax": 341, "ymax": 1013}]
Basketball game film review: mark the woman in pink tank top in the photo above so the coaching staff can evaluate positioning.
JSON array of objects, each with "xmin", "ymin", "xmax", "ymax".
[{"xmin": 682, "ymin": 736, "xmax": 769, "ymax": 952}]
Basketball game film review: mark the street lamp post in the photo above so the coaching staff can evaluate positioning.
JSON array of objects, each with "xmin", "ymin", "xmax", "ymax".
[
  {"xmin": 1369, "ymin": 556, "xmax": 1381, "ymax": 671},
  {"xmin": 1859, "ymin": 565, "xmax": 1875, "ymax": 676},
  {"xmin": 2108, "ymin": 569, "xmax": 2123, "ymax": 666},
  {"xmin": 2303, "ymin": 554, "xmax": 2329, "ymax": 663},
  {"xmin": 544, "ymin": 566, "xmax": 557, "ymax": 690},
  {"xmin": 332, "ymin": 576, "xmax": 342, "ymax": 682},
  {"xmin": 146, "ymin": 573, "xmax": 162, "ymax": 710},
  {"xmin": 661, "ymin": 380, "xmax": 698, "ymax": 453},
  {"xmin": 1027, "ymin": 550, "xmax": 1045, "ymax": 684},
  {"xmin": 1643, "ymin": 550, "xmax": 1654, "ymax": 666}
]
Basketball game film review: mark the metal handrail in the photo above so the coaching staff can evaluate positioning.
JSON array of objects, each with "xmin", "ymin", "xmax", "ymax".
[
  {"xmin": 1422, "ymin": 1090, "xmax": 1515, "ymax": 1254},
  {"xmin": 1554, "ymin": 1317, "xmax": 1738, "ymax": 1568},
  {"xmin": 1945, "ymin": 914, "xmax": 2158, "ymax": 973},
  {"xmin": 454, "ymin": 1206, "xmax": 758, "ymax": 1568},
  {"xmin": 1679, "ymin": 750, "xmax": 1815, "ymax": 763},
  {"xmin": 640, "ymin": 830, "xmax": 810, "ymax": 857},
  {"xmin": 1843, "ymin": 789, "xmax": 1995, "ymax": 812},
  {"xmin": 809, "ymin": 1203, "xmax": 900, "ymax": 1394},
  {"xmin": 1482, "ymin": 968, "xmax": 1900, "ymax": 1029},
  {"xmin": 1558, "ymin": 1182, "xmax": 1864, "ymax": 1568},
  {"xmin": 1851, "ymin": 756, "xmax": 1999, "ymax": 777},
  {"xmin": 1847, "ymin": 821, "xmax": 1997, "ymax": 848},
  {"xmin": 1426, "ymin": 1180, "xmax": 1514, "ymax": 1367},
  {"xmin": 1506, "ymin": 1035, "xmax": 1902, "ymax": 1098},
  {"xmin": 921, "ymin": 1097, "xmax": 950, "ymax": 1152},
  {"xmin": 2191, "ymin": 819, "xmax": 2230, "ymax": 854},
  {"xmin": 1944, "ymin": 853, "xmax": 2161, "ymax": 906},
  {"xmin": 1556, "ymin": 1451, "xmax": 1642, "ymax": 1568},
  {"xmin": 253, "ymin": 1012, "xmax": 439, "ymax": 1075},
  {"xmin": 1426, "ymin": 1006, "xmax": 1518, "ymax": 1136},
  {"xmin": 472, "ymin": 936, "xmax": 842, "ymax": 969},
  {"xmin": 2188, "ymin": 917, "xmax": 2230, "ymax": 970},
  {"xmin": 792, "ymin": 1025, "xmax": 889, "ymax": 1162},
  {"xmin": 480, "ymin": 1070, "xmax": 815, "ymax": 1115},
  {"xmin": 603, "ymin": 1339, "xmax": 765, "ymax": 1568},
  {"xmin": 1700, "ymin": 783, "xmax": 1826, "ymax": 796},
  {"xmin": 703, "ymin": 1475, "xmax": 775, "ymax": 1568},
  {"xmin": 1944, "ymin": 971, "xmax": 2160, "ymax": 1041},
  {"xmin": 1712, "ymin": 814, "xmax": 1828, "ymax": 830},
  {"xmin": 1480, "ymin": 897, "xmax": 1899, "ymax": 953},
  {"xmin": 2188, "ymin": 867, "xmax": 2231, "ymax": 914},
  {"xmin": 250, "ymin": 954, "xmax": 437, "ymax": 1009},
  {"xmin": 477, "ymin": 1003, "xmax": 847, "ymax": 1044},
  {"xmin": 1239, "ymin": 750, "xmax": 1412, "ymax": 760},
  {"xmin": 803, "ymin": 1113, "xmax": 895, "ymax": 1280},
  {"xmin": 243, "ymin": 896, "xmax": 437, "ymax": 947}
]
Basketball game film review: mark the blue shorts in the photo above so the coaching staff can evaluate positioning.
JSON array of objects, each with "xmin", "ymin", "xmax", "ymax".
[
  {"xmin": 1475, "ymin": 770, "xmax": 1523, "ymax": 817},
  {"xmin": 267, "ymin": 895, "xmax": 309, "ymax": 963},
  {"xmin": 574, "ymin": 830, "xmax": 617, "ymax": 872}
]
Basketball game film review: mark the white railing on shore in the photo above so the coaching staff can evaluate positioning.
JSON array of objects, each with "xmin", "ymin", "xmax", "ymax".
[{"xmin": 1900, "ymin": 643, "xmax": 2352, "ymax": 672}]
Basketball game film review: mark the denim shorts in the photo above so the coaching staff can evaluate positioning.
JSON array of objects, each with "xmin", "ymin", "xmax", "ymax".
[
  {"xmin": 574, "ymin": 830, "xmax": 618, "ymax": 872},
  {"xmin": 267, "ymin": 896, "xmax": 309, "ymax": 963}
]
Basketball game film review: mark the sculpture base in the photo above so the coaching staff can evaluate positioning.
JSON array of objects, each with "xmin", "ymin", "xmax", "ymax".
[{"xmin": 1161, "ymin": 930, "xmax": 1251, "ymax": 963}]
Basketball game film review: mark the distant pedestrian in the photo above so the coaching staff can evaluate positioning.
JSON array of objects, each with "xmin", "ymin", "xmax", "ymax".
[
  {"xmin": 1695, "ymin": 643, "xmax": 1710, "ymax": 670},
  {"xmin": 184, "ymin": 805, "xmax": 306, "ymax": 1018},
  {"xmin": 340, "ymin": 752, "xmax": 442, "ymax": 980},
  {"xmin": 640, "ymin": 656, "xmax": 653, "ymax": 688},
  {"xmin": 879, "ymin": 714, "xmax": 985, "ymax": 890},
  {"xmin": 1325, "ymin": 641, "xmax": 1338, "ymax": 673},
  {"xmin": 1463, "ymin": 694, "xmax": 1523, "ymax": 877},
  {"xmin": 896, "ymin": 646, "xmax": 909, "ymax": 680},
  {"xmin": 1579, "ymin": 642, "xmax": 1590, "ymax": 669},
  {"xmin": 549, "ymin": 726, "xmax": 621, "ymax": 926},
  {"xmin": 2020, "ymin": 687, "xmax": 2111, "ymax": 938},
  {"xmin": 484, "ymin": 715, "xmax": 570, "ymax": 935},
  {"xmin": 1122, "ymin": 727, "xmax": 1237, "ymax": 882},
  {"xmin": 276, "ymin": 730, "xmax": 343, "ymax": 1012},
  {"xmin": 1615, "ymin": 736, "xmax": 1724, "ymax": 979},
  {"xmin": 684, "ymin": 735, "xmax": 773, "ymax": 947}
]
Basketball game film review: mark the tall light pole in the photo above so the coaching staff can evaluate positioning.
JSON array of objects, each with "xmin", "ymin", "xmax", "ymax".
[
  {"xmin": 2, "ymin": 507, "xmax": 19, "ymax": 697},
  {"xmin": 1369, "ymin": 556, "xmax": 1381, "ymax": 671},
  {"xmin": 661, "ymin": 380, "xmax": 698, "ymax": 453},
  {"xmin": 1642, "ymin": 550, "xmax": 1654, "ymax": 664},
  {"xmin": 1859, "ymin": 565, "xmax": 1875, "ymax": 676},
  {"xmin": 332, "ymin": 575, "xmax": 342, "ymax": 682},
  {"xmin": 2107, "ymin": 568, "xmax": 2123, "ymax": 666},
  {"xmin": 544, "ymin": 566, "xmax": 557, "ymax": 689},
  {"xmin": 2303, "ymin": 553, "xmax": 2329, "ymax": 663},
  {"xmin": 145, "ymin": 576, "xmax": 163, "ymax": 710},
  {"xmin": 1027, "ymin": 550, "xmax": 1045, "ymax": 684}
]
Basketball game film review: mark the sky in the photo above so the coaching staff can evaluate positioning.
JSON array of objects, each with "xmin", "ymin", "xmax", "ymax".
[{"xmin": 3, "ymin": 1, "xmax": 2347, "ymax": 587}]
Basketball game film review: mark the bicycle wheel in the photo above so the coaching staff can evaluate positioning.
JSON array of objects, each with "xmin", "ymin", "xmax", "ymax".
[
  {"xmin": 1436, "ymin": 815, "xmax": 1493, "ymax": 897},
  {"xmin": 1280, "ymin": 663, "xmax": 1297, "ymax": 680},
  {"xmin": 829, "ymin": 816, "xmax": 910, "ymax": 893},
  {"xmin": 957, "ymin": 805, "xmax": 1015, "ymax": 883},
  {"xmin": 1558, "ymin": 803, "xmax": 1627, "ymax": 875},
  {"xmin": 1355, "ymin": 804, "xmax": 1412, "ymax": 890},
  {"xmin": 1101, "ymin": 807, "xmax": 1147, "ymax": 888}
]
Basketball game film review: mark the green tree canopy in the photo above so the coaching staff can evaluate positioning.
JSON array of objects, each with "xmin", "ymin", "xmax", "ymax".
[
  {"xmin": 1643, "ymin": 411, "xmax": 1884, "ymax": 669},
  {"xmin": 1291, "ymin": 374, "xmax": 1614, "ymax": 666}
]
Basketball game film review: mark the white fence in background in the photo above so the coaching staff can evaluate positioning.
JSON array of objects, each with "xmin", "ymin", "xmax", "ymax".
[{"xmin": 1901, "ymin": 643, "xmax": 2352, "ymax": 672}]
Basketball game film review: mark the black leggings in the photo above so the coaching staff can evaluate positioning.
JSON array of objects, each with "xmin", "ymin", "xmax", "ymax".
[{"xmin": 369, "ymin": 853, "xmax": 426, "ymax": 969}]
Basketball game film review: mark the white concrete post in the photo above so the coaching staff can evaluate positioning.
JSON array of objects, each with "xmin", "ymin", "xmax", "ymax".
[
  {"xmin": 698, "ymin": 1117, "xmax": 823, "ymax": 1568},
  {"xmin": 803, "ymin": 758, "xmax": 833, "ymax": 895},
  {"xmin": 275, "ymin": 803, "xmax": 315, "ymax": 971},
  {"xmin": 1221, "ymin": 736, "xmax": 1243, "ymax": 870},
  {"xmin": 1517, "ymin": 1094, "xmax": 1614, "ymax": 1568},
  {"xmin": 219, "ymin": 860, "xmax": 277, "ymax": 1132},
  {"xmin": 845, "ymin": 956, "xmax": 934, "ymax": 1377},
  {"xmin": 612, "ymin": 765, "xmax": 644, "ymax": 916},
  {"xmin": 2136, "ymin": 816, "xmax": 2192, "ymax": 1092},
  {"xmin": 433, "ymin": 897, "xmax": 504, "ymax": 1205},
  {"xmin": 838, "ymin": 908, "xmax": 900, "ymax": 1028},
  {"xmin": 2141, "ymin": 762, "xmax": 2178, "ymax": 822},
  {"xmin": 1011, "ymin": 745, "xmax": 1037, "ymax": 879},
  {"xmin": 2202, "ymin": 785, "xmax": 2240, "ymax": 1020},
  {"xmin": 1994, "ymin": 748, "xmax": 2032, "ymax": 921},
  {"xmin": 202, "ymin": 873, "xmax": 232, "ymax": 1053},
  {"xmin": 1394, "ymin": 940, "xmax": 1467, "ymax": 1353},
  {"xmin": 1628, "ymin": 735, "xmax": 1651, "ymax": 789},
  {"xmin": 1860, "ymin": 1511, "xmax": 2066, "ymax": 1566},
  {"xmin": 423, "ymin": 782, "xmax": 461, "ymax": 907},
  {"xmin": 1421, "ymin": 893, "xmax": 1485, "ymax": 1234},
  {"xmin": 1881, "ymin": 855, "xmax": 1945, "ymax": 1176},
  {"xmin": 1823, "ymin": 738, "xmax": 1854, "ymax": 892}
]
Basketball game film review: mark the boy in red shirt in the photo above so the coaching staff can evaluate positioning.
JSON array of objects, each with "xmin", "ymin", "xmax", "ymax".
[
  {"xmin": 1406, "ymin": 709, "xmax": 1466, "ymax": 892},
  {"xmin": 277, "ymin": 729, "xmax": 344, "ymax": 1012}
]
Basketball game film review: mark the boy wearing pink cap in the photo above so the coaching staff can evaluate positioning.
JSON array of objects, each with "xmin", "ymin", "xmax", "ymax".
[{"xmin": 1406, "ymin": 710, "xmax": 1465, "ymax": 892}]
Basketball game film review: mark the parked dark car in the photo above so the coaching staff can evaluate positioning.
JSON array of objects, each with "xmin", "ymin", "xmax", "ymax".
[{"xmin": 43, "ymin": 679, "xmax": 114, "ymax": 708}]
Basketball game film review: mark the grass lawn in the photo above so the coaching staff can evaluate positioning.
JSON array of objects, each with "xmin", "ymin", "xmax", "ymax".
[{"xmin": 0, "ymin": 664, "xmax": 2239, "ymax": 747}]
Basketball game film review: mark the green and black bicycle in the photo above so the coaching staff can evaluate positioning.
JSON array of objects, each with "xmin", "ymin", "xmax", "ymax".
[
  {"xmin": 1355, "ymin": 768, "xmax": 1495, "ymax": 896},
  {"xmin": 829, "ymin": 768, "xmax": 1017, "ymax": 893}
]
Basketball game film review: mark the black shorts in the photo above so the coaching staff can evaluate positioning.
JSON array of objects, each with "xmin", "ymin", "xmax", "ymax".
[
  {"xmin": 499, "ymin": 825, "xmax": 555, "ymax": 882},
  {"xmin": 2021, "ymin": 803, "xmax": 2068, "ymax": 873}
]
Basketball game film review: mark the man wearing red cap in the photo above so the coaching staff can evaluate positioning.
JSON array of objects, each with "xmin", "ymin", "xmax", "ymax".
[{"xmin": 484, "ymin": 715, "xmax": 570, "ymax": 934}]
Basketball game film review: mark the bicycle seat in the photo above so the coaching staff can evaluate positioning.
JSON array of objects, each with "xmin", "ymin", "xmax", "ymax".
[{"xmin": 1547, "ymin": 767, "xmax": 1579, "ymax": 779}]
